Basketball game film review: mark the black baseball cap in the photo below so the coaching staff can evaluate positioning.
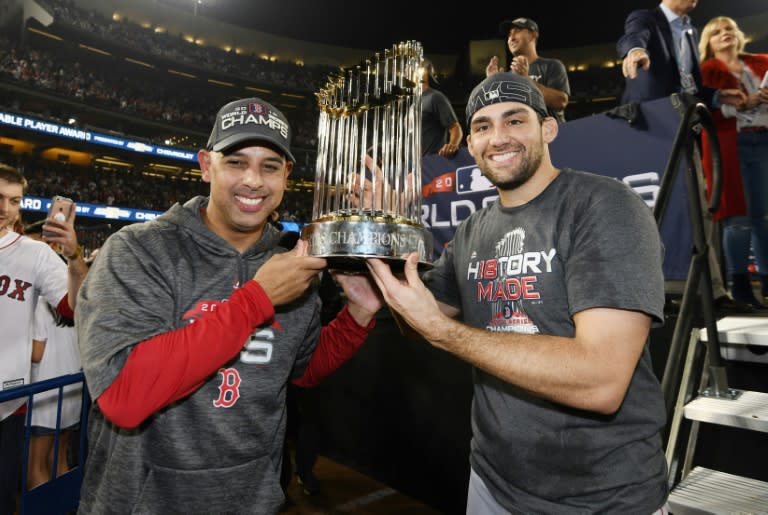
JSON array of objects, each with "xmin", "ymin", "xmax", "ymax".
[
  {"xmin": 206, "ymin": 97, "xmax": 295, "ymax": 162},
  {"xmin": 500, "ymin": 17, "xmax": 539, "ymax": 35},
  {"xmin": 465, "ymin": 72, "xmax": 548, "ymax": 124},
  {"xmin": 422, "ymin": 58, "xmax": 439, "ymax": 84}
]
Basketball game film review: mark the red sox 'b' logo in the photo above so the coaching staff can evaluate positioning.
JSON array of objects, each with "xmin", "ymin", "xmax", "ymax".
[{"xmin": 213, "ymin": 367, "xmax": 241, "ymax": 408}]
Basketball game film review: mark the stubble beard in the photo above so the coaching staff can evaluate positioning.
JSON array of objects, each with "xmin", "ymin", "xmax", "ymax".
[{"xmin": 483, "ymin": 139, "xmax": 544, "ymax": 191}]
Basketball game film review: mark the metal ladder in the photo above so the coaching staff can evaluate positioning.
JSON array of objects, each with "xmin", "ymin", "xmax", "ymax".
[
  {"xmin": 665, "ymin": 317, "xmax": 768, "ymax": 513},
  {"xmin": 655, "ymin": 96, "xmax": 768, "ymax": 514}
]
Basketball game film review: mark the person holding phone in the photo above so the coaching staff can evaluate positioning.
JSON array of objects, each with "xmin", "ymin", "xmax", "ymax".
[
  {"xmin": 698, "ymin": 16, "xmax": 768, "ymax": 307},
  {"xmin": 0, "ymin": 163, "xmax": 87, "ymax": 515}
]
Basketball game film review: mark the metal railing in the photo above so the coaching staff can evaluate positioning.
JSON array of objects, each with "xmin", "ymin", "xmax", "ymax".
[{"xmin": 0, "ymin": 372, "xmax": 89, "ymax": 515}]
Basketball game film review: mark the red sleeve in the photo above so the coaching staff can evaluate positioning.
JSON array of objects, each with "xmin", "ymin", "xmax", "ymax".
[
  {"xmin": 56, "ymin": 295, "xmax": 74, "ymax": 319},
  {"xmin": 97, "ymin": 281, "xmax": 275, "ymax": 429},
  {"xmin": 291, "ymin": 305, "xmax": 375, "ymax": 388}
]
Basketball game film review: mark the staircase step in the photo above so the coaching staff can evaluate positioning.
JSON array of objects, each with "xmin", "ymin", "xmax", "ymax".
[
  {"xmin": 669, "ymin": 466, "xmax": 768, "ymax": 515},
  {"xmin": 700, "ymin": 316, "xmax": 768, "ymax": 364},
  {"xmin": 684, "ymin": 390, "xmax": 768, "ymax": 433}
]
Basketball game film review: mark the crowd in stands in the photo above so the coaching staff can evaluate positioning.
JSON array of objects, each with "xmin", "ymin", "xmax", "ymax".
[
  {"xmin": 22, "ymin": 160, "xmax": 203, "ymax": 211},
  {"xmin": 38, "ymin": 0, "xmax": 337, "ymax": 94},
  {"xmin": 0, "ymin": 36, "xmax": 214, "ymax": 131},
  {"xmin": 0, "ymin": 34, "xmax": 322, "ymax": 151}
]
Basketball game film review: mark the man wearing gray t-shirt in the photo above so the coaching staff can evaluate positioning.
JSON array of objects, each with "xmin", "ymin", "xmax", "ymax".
[
  {"xmin": 368, "ymin": 73, "xmax": 669, "ymax": 513},
  {"xmin": 486, "ymin": 17, "xmax": 570, "ymax": 123}
]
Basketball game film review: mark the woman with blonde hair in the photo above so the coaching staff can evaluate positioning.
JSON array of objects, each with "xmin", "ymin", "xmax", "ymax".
[{"xmin": 699, "ymin": 16, "xmax": 768, "ymax": 307}]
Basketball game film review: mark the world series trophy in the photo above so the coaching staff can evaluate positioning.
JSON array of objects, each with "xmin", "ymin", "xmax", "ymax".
[{"xmin": 301, "ymin": 41, "xmax": 433, "ymax": 271}]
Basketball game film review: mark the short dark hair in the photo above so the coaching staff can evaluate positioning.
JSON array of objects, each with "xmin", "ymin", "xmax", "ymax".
[{"xmin": 0, "ymin": 163, "xmax": 28, "ymax": 193}]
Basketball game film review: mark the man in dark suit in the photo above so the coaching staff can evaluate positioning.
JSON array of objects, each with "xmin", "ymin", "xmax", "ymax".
[
  {"xmin": 617, "ymin": 0, "xmax": 743, "ymax": 108},
  {"xmin": 617, "ymin": 0, "xmax": 751, "ymax": 315}
]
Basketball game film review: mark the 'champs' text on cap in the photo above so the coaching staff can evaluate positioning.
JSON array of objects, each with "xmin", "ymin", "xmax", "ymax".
[{"xmin": 206, "ymin": 98, "xmax": 295, "ymax": 162}]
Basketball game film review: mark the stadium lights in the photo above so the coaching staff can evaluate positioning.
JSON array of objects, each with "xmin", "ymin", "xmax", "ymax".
[
  {"xmin": 280, "ymin": 93, "xmax": 305, "ymax": 100},
  {"xmin": 168, "ymin": 69, "xmax": 196, "ymax": 78},
  {"xmin": 125, "ymin": 58, "xmax": 155, "ymax": 68},
  {"xmin": 148, "ymin": 163, "xmax": 182, "ymax": 172},
  {"xmin": 78, "ymin": 44, "xmax": 111, "ymax": 56},
  {"xmin": 27, "ymin": 27, "xmax": 62, "ymax": 41},
  {"xmin": 208, "ymin": 79, "xmax": 235, "ymax": 87},
  {"xmin": 94, "ymin": 157, "xmax": 132, "ymax": 168}
]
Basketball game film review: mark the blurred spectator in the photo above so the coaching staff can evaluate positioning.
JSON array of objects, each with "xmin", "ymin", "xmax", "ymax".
[
  {"xmin": 486, "ymin": 17, "xmax": 570, "ymax": 123},
  {"xmin": 24, "ymin": 219, "xmax": 84, "ymax": 490},
  {"xmin": 420, "ymin": 60, "xmax": 462, "ymax": 157},
  {"xmin": 699, "ymin": 16, "xmax": 768, "ymax": 307}
]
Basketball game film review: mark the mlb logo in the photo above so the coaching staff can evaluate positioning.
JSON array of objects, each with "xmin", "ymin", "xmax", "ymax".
[
  {"xmin": 456, "ymin": 165, "xmax": 494, "ymax": 194},
  {"xmin": 485, "ymin": 90, "xmax": 500, "ymax": 101}
]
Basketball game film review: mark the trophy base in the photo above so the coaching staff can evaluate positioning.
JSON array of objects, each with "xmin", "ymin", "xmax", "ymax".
[
  {"xmin": 321, "ymin": 255, "xmax": 431, "ymax": 273},
  {"xmin": 302, "ymin": 216, "xmax": 433, "ymax": 272}
]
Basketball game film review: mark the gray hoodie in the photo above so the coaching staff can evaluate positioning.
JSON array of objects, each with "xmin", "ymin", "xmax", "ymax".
[{"xmin": 76, "ymin": 196, "xmax": 320, "ymax": 514}]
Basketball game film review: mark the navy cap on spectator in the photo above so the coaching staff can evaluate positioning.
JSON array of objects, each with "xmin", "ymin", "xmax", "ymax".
[
  {"xmin": 500, "ymin": 17, "xmax": 539, "ymax": 35},
  {"xmin": 206, "ymin": 98, "xmax": 295, "ymax": 162}
]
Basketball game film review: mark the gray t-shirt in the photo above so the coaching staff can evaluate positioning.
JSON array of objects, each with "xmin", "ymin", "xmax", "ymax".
[
  {"xmin": 529, "ymin": 56, "xmax": 571, "ymax": 124},
  {"xmin": 421, "ymin": 87, "xmax": 460, "ymax": 156},
  {"xmin": 424, "ymin": 168, "xmax": 668, "ymax": 513}
]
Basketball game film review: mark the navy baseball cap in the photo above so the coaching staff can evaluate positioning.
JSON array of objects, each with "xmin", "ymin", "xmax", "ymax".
[
  {"xmin": 465, "ymin": 72, "xmax": 548, "ymax": 124},
  {"xmin": 500, "ymin": 17, "xmax": 539, "ymax": 35},
  {"xmin": 206, "ymin": 98, "xmax": 295, "ymax": 162}
]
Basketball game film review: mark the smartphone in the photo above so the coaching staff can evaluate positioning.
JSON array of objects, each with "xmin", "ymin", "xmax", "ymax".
[
  {"xmin": 761, "ymin": 70, "xmax": 768, "ymax": 89},
  {"xmin": 42, "ymin": 195, "xmax": 74, "ymax": 238}
]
